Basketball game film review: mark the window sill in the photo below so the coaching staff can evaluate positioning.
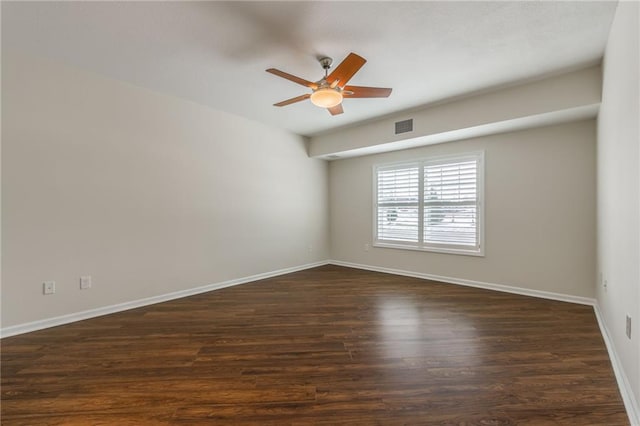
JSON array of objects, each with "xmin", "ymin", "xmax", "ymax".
[{"xmin": 373, "ymin": 242, "xmax": 484, "ymax": 257}]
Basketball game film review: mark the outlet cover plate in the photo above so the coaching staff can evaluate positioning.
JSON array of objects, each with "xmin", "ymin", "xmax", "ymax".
[
  {"xmin": 80, "ymin": 275, "xmax": 92, "ymax": 289},
  {"xmin": 43, "ymin": 281, "xmax": 55, "ymax": 295},
  {"xmin": 626, "ymin": 315, "xmax": 632, "ymax": 339}
]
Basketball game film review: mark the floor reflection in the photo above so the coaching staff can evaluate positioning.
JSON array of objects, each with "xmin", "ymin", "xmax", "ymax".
[{"xmin": 374, "ymin": 294, "xmax": 480, "ymax": 363}]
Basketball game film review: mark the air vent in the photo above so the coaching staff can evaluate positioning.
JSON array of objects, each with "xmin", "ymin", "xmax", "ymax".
[{"xmin": 395, "ymin": 119, "xmax": 413, "ymax": 134}]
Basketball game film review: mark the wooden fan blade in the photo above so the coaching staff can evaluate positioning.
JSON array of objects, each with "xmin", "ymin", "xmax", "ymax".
[
  {"xmin": 266, "ymin": 68, "xmax": 318, "ymax": 89},
  {"xmin": 273, "ymin": 93, "xmax": 310, "ymax": 107},
  {"xmin": 343, "ymin": 86, "xmax": 392, "ymax": 98},
  {"xmin": 327, "ymin": 104, "xmax": 344, "ymax": 115},
  {"xmin": 327, "ymin": 53, "xmax": 366, "ymax": 88}
]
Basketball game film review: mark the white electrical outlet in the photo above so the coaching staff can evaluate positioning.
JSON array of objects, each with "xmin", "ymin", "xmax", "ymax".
[
  {"xmin": 43, "ymin": 281, "xmax": 56, "ymax": 295},
  {"xmin": 364, "ymin": 243, "xmax": 370, "ymax": 252},
  {"xmin": 307, "ymin": 245, "xmax": 313, "ymax": 253},
  {"xmin": 80, "ymin": 275, "xmax": 92, "ymax": 289}
]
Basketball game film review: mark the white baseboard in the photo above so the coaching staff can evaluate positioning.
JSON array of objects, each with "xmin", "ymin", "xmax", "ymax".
[
  {"xmin": 0, "ymin": 260, "xmax": 330, "ymax": 339},
  {"xmin": 594, "ymin": 304, "xmax": 640, "ymax": 426},
  {"xmin": 329, "ymin": 260, "xmax": 596, "ymax": 306}
]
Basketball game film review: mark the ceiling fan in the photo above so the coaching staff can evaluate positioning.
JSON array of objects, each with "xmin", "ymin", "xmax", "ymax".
[{"xmin": 266, "ymin": 52, "xmax": 392, "ymax": 116}]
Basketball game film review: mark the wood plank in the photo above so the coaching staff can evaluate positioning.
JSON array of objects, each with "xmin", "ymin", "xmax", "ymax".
[{"xmin": 1, "ymin": 265, "xmax": 629, "ymax": 424}]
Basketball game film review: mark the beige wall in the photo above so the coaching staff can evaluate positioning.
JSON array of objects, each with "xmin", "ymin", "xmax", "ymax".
[
  {"xmin": 309, "ymin": 66, "xmax": 601, "ymax": 158},
  {"xmin": 597, "ymin": 1, "xmax": 640, "ymax": 412},
  {"xmin": 1, "ymin": 52, "xmax": 329, "ymax": 328},
  {"xmin": 330, "ymin": 120, "xmax": 596, "ymax": 298}
]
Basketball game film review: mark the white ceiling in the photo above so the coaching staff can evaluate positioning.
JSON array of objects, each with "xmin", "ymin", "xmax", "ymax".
[{"xmin": 2, "ymin": 1, "xmax": 617, "ymax": 137}]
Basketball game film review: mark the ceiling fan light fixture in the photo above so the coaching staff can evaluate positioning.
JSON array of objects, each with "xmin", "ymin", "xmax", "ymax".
[{"xmin": 310, "ymin": 87, "xmax": 343, "ymax": 108}]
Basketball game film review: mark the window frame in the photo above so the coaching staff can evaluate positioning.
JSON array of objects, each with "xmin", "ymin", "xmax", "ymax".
[{"xmin": 373, "ymin": 151, "xmax": 485, "ymax": 257}]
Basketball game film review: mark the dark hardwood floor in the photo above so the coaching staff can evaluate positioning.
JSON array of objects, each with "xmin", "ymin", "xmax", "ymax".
[{"xmin": 1, "ymin": 265, "xmax": 628, "ymax": 425}]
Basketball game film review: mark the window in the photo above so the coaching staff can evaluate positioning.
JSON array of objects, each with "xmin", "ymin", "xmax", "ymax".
[{"xmin": 374, "ymin": 152, "xmax": 484, "ymax": 256}]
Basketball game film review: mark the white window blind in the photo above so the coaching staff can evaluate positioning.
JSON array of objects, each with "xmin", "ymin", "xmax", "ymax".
[
  {"xmin": 376, "ymin": 165, "xmax": 420, "ymax": 243},
  {"xmin": 423, "ymin": 159, "xmax": 478, "ymax": 248},
  {"xmin": 374, "ymin": 152, "xmax": 483, "ymax": 256}
]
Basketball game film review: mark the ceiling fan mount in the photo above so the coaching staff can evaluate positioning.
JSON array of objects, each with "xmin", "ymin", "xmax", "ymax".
[
  {"xmin": 318, "ymin": 56, "xmax": 333, "ymax": 72},
  {"xmin": 266, "ymin": 52, "xmax": 392, "ymax": 116}
]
